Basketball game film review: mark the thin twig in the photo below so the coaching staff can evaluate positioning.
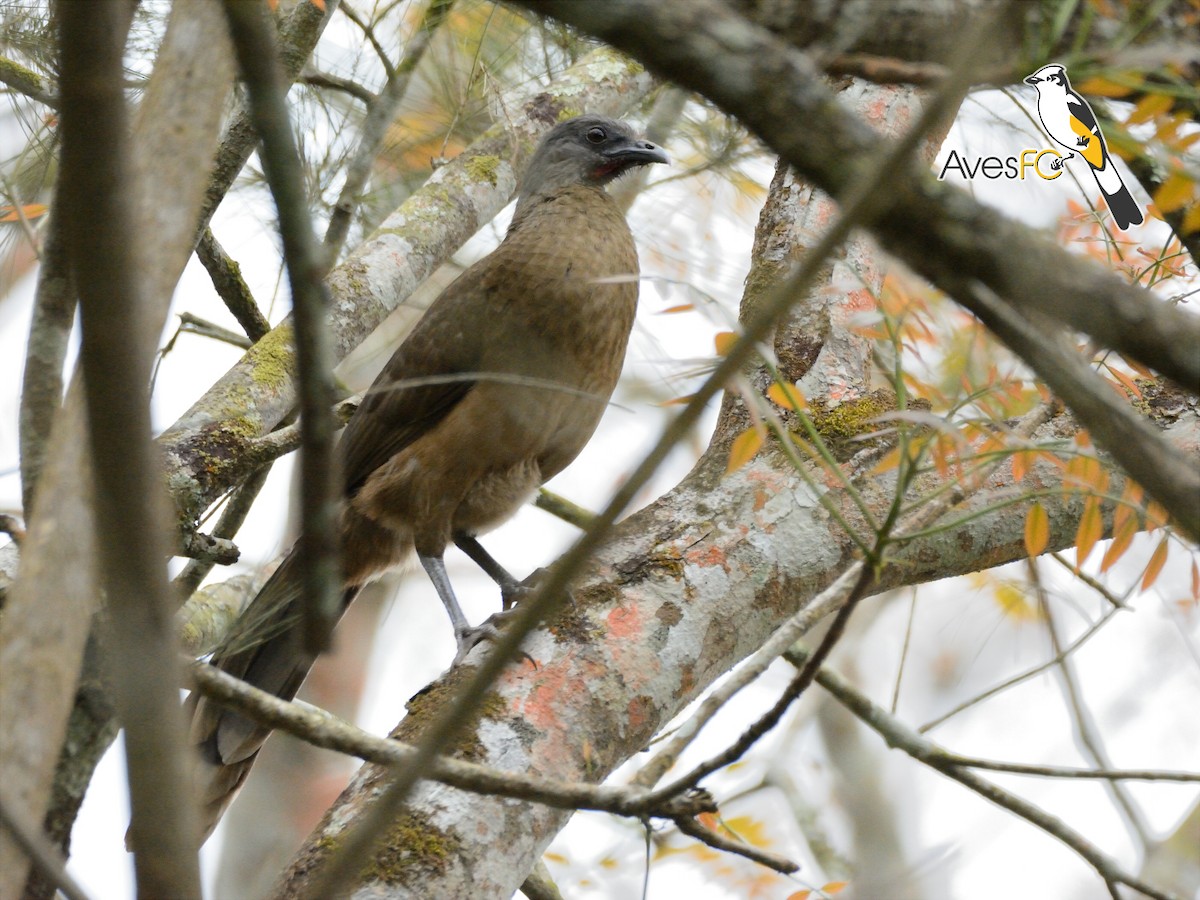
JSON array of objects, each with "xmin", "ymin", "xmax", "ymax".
[
  {"xmin": 186, "ymin": 657, "xmax": 716, "ymax": 819},
  {"xmin": 223, "ymin": 0, "xmax": 341, "ymax": 654},
  {"xmin": 672, "ymin": 814, "xmax": 799, "ymax": 875},
  {"xmin": 174, "ymin": 468, "xmax": 272, "ymax": 597},
  {"xmin": 1037, "ymin": 573, "xmax": 1151, "ymax": 846},
  {"xmin": 300, "ymin": 68, "xmax": 375, "ymax": 105}
]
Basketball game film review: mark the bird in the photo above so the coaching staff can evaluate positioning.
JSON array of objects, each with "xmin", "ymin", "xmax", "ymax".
[
  {"xmin": 1024, "ymin": 64, "xmax": 1144, "ymax": 231},
  {"xmin": 186, "ymin": 115, "xmax": 668, "ymax": 840}
]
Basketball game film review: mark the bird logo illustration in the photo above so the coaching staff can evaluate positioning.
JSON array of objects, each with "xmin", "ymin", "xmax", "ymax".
[{"xmin": 1024, "ymin": 64, "xmax": 1144, "ymax": 230}]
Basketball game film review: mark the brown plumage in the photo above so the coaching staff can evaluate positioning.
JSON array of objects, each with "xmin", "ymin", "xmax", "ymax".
[{"xmin": 188, "ymin": 115, "xmax": 667, "ymax": 840}]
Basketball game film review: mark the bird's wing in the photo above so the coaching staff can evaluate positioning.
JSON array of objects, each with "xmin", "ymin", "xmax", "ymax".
[
  {"xmin": 1066, "ymin": 94, "xmax": 1107, "ymax": 169},
  {"xmin": 340, "ymin": 267, "xmax": 488, "ymax": 495}
]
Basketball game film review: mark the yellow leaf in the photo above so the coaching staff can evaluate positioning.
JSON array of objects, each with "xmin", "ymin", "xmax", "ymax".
[
  {"xmin": 786, "ymin": 893, "xmax": 811, "ymax": 900},
  {"xmin": 1126, "ymin": 92, "xmax": 1173, "ymax": 126},
  {"xmin": 994, "ymin": 581, "xmax": 1039, "ymax": 621},
  {"xmin": 823, "ymin": 883, "xmax": 849, "ymax": 896},
  {"xmin": 1025, "ymin": 502, "xmax": 1050, "ymax": 557},
  {"xmin": 1141, "ymin": 536, "xmax": 1169, "ymax": 591},
  {"xmin": 726, "ymin": 427, "xmax": 763, "ymax": 475},
  {"xmin": 714, "ymin": 331, "xmax": 738, "ymax": 356},
  {"xmin": 767, "ymin": 381, "xmax": 807, "ymax": 411},
  {"xmin": 1075, "ymin": 75, "xmax": 1136, "ymax": 98},
  {"xmin": 1100, "ymin": 506, "xmax": 1137, "ymax": 572},
  {"xmin": 1075, "ymin": 495, "xmax": 1103, "ymax": 564},
  {"xmin": 1153, "ymin": 172, "xmax": 1197, "ymax": 215}
]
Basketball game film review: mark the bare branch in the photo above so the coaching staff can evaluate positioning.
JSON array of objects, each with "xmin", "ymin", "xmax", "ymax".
[
  {"xmin": 57, "ymin": 1, "xmax": 201, "ymax": 892},
  {"xmin": 0, "ymin": 791, "xmax": 90, "ymax": 900},
  {"xmin": 195, "ymin": 229, "xmax": 271, "ymax": 342},
  {"xmin": 223, "ymin": 0, "xmax": 341, "ymax": 653}
]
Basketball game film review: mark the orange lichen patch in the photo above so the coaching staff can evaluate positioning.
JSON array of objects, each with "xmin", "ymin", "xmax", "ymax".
[
  {"xmin": 753, "ymin": 488, "xmax": 769, "ymax": 511},
  {"xmin": 606, "ymin": 604, "xmax": 644, "ymax": 640},
  {"xmin": 517, "ymin": 658, "xmax": 575, "ymax": 731},
  {"xmin": 685, "ymin": 543, "xmax": 730, "ymax": 572}
]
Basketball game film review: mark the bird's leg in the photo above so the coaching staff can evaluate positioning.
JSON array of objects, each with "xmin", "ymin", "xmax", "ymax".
[
  {"xmin": 418, "ymin": 553, "xmax": 498, "ymax": 663},
  {"xmin": 453, "ymin": 533, "xmax": 524, "ymax": 609}
]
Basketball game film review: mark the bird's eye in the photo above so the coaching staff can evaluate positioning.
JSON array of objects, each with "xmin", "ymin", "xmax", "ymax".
[{"xmin": 585, "ymin": 126, "xmax": 606, "ymax": 144}]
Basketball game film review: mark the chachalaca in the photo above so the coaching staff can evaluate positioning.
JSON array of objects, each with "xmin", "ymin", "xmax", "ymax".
[{"xmin": 188, "ymin": 115, "xmax": 668, "ymax": 840}]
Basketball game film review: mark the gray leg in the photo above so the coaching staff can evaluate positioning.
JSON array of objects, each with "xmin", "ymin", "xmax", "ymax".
[
  {"xmin": 418, "ymin": 553, "xmax": 497, "ymax": 662},
  {"xmin": 453, "ymin": 533, "xmax": 522, "ymax": 607}
]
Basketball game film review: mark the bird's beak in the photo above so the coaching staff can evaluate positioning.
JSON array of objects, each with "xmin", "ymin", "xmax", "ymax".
[{"xmin": 604, "ymin": 140, "xmax": 670, "ymax": 167}]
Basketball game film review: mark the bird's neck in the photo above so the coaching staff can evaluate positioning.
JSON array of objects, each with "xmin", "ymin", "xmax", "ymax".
[{"xmin": 510, "ymin": 182, "xmax": 609, "ymax": 233}]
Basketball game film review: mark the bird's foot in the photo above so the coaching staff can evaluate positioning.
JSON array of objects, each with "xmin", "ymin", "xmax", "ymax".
[
  {"xmin": 451, "ymin": 621, "xmax": 502, "ymax": 665},
  {"xmin": 452, "ymin": 610, "xmax": 538, "ymax": 667},
  {"xmin": 501, "ymin": 567, "xmax": 577, "ymax": 611}
]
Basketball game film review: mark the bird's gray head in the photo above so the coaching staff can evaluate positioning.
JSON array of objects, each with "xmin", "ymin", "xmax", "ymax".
[
  {"xmin": 518, "ymin": 115, "xmax": 669, "ymax": 202},
  {"xmin": 1024, "ymin": 64, "xmax": 1069, "ymax": 90}
]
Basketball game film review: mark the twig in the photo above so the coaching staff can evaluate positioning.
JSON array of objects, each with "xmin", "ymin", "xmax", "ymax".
[
  {"xmin": 672, "ymin": 814, "xmax": 799, "ymax": 875},
  {"xmin": 223, "ymin": 0, "xmax": 341, "ymax": 654},
  {"xmin": 195, "ymin": 228, "xmax": 271, "ymax": 342},
  {"xmin": 1037, "ymin": 572, "xmax": 1151, "ymax": 846},
  {"xmin": 186, "ymin": 657, "xmax": 716, "ymax": 820},
  {"xmin": 797, "ymin": 648, "xmax": 1180, "ymax": 900},
  {"xmin": 177, "ymin": 530, "xmax": 241, "ymax": 566},
  {"xmin": 300, "ymin": 68, "xmax": 375, "ymax": 105},
  {"xmin": 0, "ymin": 55, "xmax": 57, "ymax": 107},
  {"xmin": 935, "ymin": 755, "xmax": 1200, "ymax": 783},
  {"xmin": 174, "ymin": 468, "xmax": 271, "ymax": 597},
  {"xmin": 0, "ymin": 791, "xmax": 90, "ymax": 900},
  {"xmin": 534, "ymin": 488, "xmax": 596, "ymax": 530}
]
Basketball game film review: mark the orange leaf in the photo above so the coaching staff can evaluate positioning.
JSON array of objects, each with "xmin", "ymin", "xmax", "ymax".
[
  {"xmin": 1025, "ymin": 502, "xmax": 1050, "ymax": 557},
  {"xmin": 714, "ymin": 331, "xmax": 738, "ymax": 356},
  {"xmin": 786, "ymin": 893, "xmax": 811, "ymax": 900},
  {"xmin": 1100, "ymin": 506, "xmax": 1137, "ymax": 572},
  {"xmin": 1191, "ymin": 560, "xmax": 1199, "ymax": 601},
  {"xmin": 823, "ymin": 883, "xmax": 849, "ymax": 895},
  {"xmin": 1075, "ymin": 495, "xmax": 1103, "ymax": 565},
  {"xmin": 725, "ymin": 427, "xmax": 763, "ymax": 475},
  {"xmin": 1011, "ymin": 449, "xmax": 1031, "ymax": 483},
  {"xmin": 309, "ymin": 0, "xmax": 326, "ymax": 8},
  {"xmin": 1153, "ymin": 172, "xmax": 1197, "ymax": 215},
  {"xmin": 658, "ymin": 304, "xmax": 695, "ymax": 314},
  {"xmin": 1107, "ymin": 367, "xmax": 1141, "ymax": 398},
  {"xmin": 0, "ymin": 203, "xmax": 48, "ymax": 222},
  {"xmin": 767, "ymin": 381, "xmax": 807, "ymax": 412},
  {"xmin": 697, "ymin": 812, "xmax": 720, "ymax": 831},
  {"xmin": 1141, "ymin": 537, "xmax": 1169, "ymax": 591},
  {"xmin": 659, "ymin": 393, "xmax": 696, "ymax": 407}
]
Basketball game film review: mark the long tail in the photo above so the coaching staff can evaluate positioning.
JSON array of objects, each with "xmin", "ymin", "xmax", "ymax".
[
  {"xmin": 188, "ymin": 550, "xmax": 360, "ymax": 841},
  {"xmin": 1093, "ymin": 164, "xmax": 1143, "ymax": 230}
]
